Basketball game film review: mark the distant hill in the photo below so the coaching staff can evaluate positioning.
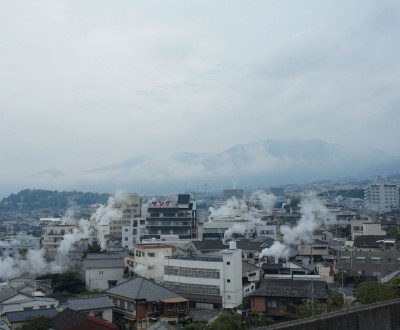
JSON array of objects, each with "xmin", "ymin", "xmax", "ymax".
[
  {"xmin": 81, "ymin": 139, "xmax": 400, "ymax": 191},
  {"xmin": 0, "ymin": 189, "xmax": 110, "ymax": 211}
]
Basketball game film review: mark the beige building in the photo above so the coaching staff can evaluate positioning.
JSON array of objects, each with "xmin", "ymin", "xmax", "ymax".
[
  {"xmin": 42, "ymin": 225, "xmax": 76, "ymax": 259},
  {"xmin": 109, "ymin": 193, "xmax": 142, "ymax": 242},
  {"xmin": 128, "ymin": 243, "xmax": 174, "ymax": 282}
]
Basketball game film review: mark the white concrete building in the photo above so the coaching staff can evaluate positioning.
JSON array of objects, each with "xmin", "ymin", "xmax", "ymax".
[
  {"xmin": 163, "ymin": 241, "xmax": 242, "ymax": 309},
  {"xmin": 121, "ymin": 217, "xmax": 146, "ymax": 249},
  {"xmin": 364, "ymin": 177, "xmax": 399, "ymax": 212},
  {"xmin": 129, "ymin": 243, "xmax": 173, "ymax": 282},
  {"xmin": 83, "ymin": 254, "xmax": 125, "ymax": 291}
]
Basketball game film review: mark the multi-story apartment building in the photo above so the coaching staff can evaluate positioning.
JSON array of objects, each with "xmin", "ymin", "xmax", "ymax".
[
  {"xmin": 336, "ymin": 237, "xmax": 398, "ymax": 279},
  {"xmin": 144, "ymin": 194, "xmax": 196, "ymax": 240},
  {"xmin": 121, "ymin": 217, "xmax": 146, "ymax": 249},
  {"xmin": 42, "ymin": 225, "xmax": 75, "ymax": 259},
  {"xmin": 127, "ymin": 243, "xmax": 174, "ymax": 281},
  {"xmin": 163, "ymin": 241, "xmax": 242, "ymax": 309},
  {"xmin": 364, "ymin": 177, "xmax": 399, "ymax": 212},
  {"xmin": 109, "ymin": 193, "xmax": 142, "ymax": 241}
]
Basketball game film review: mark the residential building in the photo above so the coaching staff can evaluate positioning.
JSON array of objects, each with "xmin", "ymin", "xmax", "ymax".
[
  {"xmin": 50, "ymin": 308, "xmax": 118, "ymax": 330},
  {"xmin": 242, "ymin": 261, "xmax": 261, "ymax": 297},
  {"xmin": 42, "ymin": 224, "xmax": 76, "ymax": 260},
  {"xmin": 127, "ymin": 244, "xmax": 174, "ymax": 281},
  {"xmin": 336, "ymin": 237, "xmax": 398, "ymax": 279},
  {"xmin": 3, "ymin": 308, "xmax": 58, "ymax": 330},
  {"xmin": 121, "ymin": 217, "xmax": 146, "ymax": 249},
  {"xmin": 105, "ymin": 277, "xmax": 189, "ymax": 329},
  {"xmin": 364, "ymin": 177, "xmax": 399, "ymax": 212},
  {"xmin": 163, "ymin": 241, "xmax": 243, "ymax": 309},
  {"xmin": 144, "ymin": 194, "xmax": 197, "ymax": 240},
  {"xmin": 59, "ymin": 296, "xmax": 114, "ymax": 323},
  {"xmin": 250, "ymin": 277, "xmax": 327, "ymax": 317},
  {"xmin": 109, "ymin": 193, "xmax": 142, "ymax": 241},
  {"xmin": 351, "ymin": 221, "xmax": 385, "ymax": 241},
  {"xmin": 0, "ymin": 236, "xmax": 41, "ymax": 256},
  {"xmin": 83, "ymin": 254, "xmax": 126, "ymax": 291},
  {"xmin": 0, "ymin": 288, "xmax": 59, "ymax": 316}
]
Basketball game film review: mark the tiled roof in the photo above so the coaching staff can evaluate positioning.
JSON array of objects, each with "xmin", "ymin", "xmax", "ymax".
[
  {"xmin": 148, "ymin": 320, "xmax": 175, "ymax": 330},
  {"xmin": 0, "ymin": 288, "xmax": 18, "ymax": 303},
  {"xmin": 61, "ymin": 295, "xmax": 114, "ymax": 311},
  {"xmin": 354, "ymin": 235, "xmax": 389, "ymax": 248},
  {"xmin": 252, "ymin": 278, "xmax": 327, "ymax": 299},
  {"xmin": 4, "ymin": 308, "xmax": 58, "ymax": 323},
  {"xmin": 50, "ymin": 308, "xmax": 86, "ymax": 330},
  {"xmin": 83, "ymin": 258, "xmax": 125, "ymax": 269},
  {"xmin": 86, "ymin": 253, "xmax": 123, "ymax": 259},
  {"xmin": 105, "ymin": 277, "xmax": 181, "ymax": 302}
]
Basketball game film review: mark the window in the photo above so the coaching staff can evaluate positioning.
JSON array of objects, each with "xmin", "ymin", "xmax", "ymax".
[
  {"xmin": 227, "ymin": 261, "xmax": 230, "ymax": 265},
  {"xmin": 267, "ymin": 300, "xmax": 277, "ymax": 308},
  {"xmin": 148, "ymin": 252, "xmax": 155, "ymax": 257},
  {"xmin": 356, "ymin": 256, "xmax": 366, "ymax": 264},
  {"xmin": 94, "ymin": 311, "xmax": 103, "ymax": 318},
  {"xmin": 371, "ymin": 257, "xmax": 381, "ymax": 264},
  {"xmin": 388, "ymin": 258, "xmax": 394, "ymax": 264},
  {"xmin": 341, "ymin": 256, "xmax": 351, "ymax": 264},
  {"xmin": 227, "ymin": 279, "xmax": 231, "ymax": 283}
]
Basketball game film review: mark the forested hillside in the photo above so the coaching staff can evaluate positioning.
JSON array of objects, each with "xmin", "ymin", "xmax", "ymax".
[{"xmin": 0, "ymin": 189, "xmax": 110, "ymax": 211}]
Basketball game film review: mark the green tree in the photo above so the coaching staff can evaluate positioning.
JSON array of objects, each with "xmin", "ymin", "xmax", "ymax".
[
  {"xmin": 19, "ymin": 316, "xmax": 50, "ymax": 330},
  {"xmin": 327, "ymin": 290, "xmax": 344, "ymax": 311},
  {"xmin": 83, "ymin": 240, "xmax": 105, "ymax": 258},
  {"xmin": 18, "ymin": 247, "xmax": 28, "ymax": 257},
  {"xmin": 208, "ymin": 313, "xmax": 243, "ymax": 330},
  {"xmin": 355, "ymin": 281, "xmax": 398, "ymax": 304}
]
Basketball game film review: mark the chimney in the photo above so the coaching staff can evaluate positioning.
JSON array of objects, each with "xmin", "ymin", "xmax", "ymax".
[{"xmin": 229, "ymin": 241, "xmax": 237, "ymax": 249}]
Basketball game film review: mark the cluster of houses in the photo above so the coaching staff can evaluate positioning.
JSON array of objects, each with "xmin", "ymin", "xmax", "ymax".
[{"xmin": 0, "ymin": 183, "xmax": 399, "ymax": 329}]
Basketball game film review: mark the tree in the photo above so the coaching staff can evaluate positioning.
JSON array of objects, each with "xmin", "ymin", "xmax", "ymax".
[
  {"xmin": 18, "ymin": 247, "xmax": 28, "ymax": 257},
  {"xmin": 327, "ymin": 290, "xmax": 344, "ymax": 311},
  {"xmin": 83, "ymin": 240, "xmax": 104, "ymax": 258},
  {"xmin": 355, "ymin": 281, "xmax": 398, "ymax": 304},
  {"xmin": 208, "ymin": 313, "xmax": 243, "ymax": 330}
]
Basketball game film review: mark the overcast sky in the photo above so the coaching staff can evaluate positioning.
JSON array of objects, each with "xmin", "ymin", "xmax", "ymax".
[{"xmin": 1, "ymin": 0, "xmax": 399, "ymax": 195}]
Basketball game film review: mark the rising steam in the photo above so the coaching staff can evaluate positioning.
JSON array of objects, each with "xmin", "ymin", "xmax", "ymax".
[{"xmin": 259, "ymin": 194, "xmax": 332, "ymax": 260}]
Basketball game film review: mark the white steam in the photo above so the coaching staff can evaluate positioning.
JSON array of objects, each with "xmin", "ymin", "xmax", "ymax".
[
  {"xmin": 134, "ymin": 252, "xmax": 166, "ymax": 281},
  {"xmin": 259, "ymin": 241, "xmax": 290, "ymax": 260},
  {"xmin": 223, "ymin": 223, "xmax": 247, "ymax": 243},
  {"xmin": 250, "ymin": 190, "xmax": 276, "ymax": 212},
  {"xmin": 281, "ymin": 194, "xmax": 331, "ymax": 245},
  {"xmin": 58, "ymin": 219, "xmax": 92, "ymax": 255},
  {"xmin": 259, "ymin": 194, "xmax": 332, "ymax": 260},
  {"xmin": 0, "ymin": 249, "xmax": 62, "ymax": 279},
  {"xmin": 0, "ymin": 192, "xmax": 130, "ymax": 280},
  {"xmin": 208, "ymin": 197, "xmax": 247, "ymax": 221}
]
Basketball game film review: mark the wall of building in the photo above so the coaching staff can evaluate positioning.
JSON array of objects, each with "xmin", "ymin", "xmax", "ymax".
[
  {"xmin": 257, "ymin": 299, "xmax": 400, "ymax": 330},
  {"xmin": 85, "ymin": 267, "xmax": 124, "ymax": 291}
]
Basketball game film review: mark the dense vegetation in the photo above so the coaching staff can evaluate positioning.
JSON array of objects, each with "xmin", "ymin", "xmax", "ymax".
[{"xmin": 0, "ymin": 189, "xmax": 110, "ymax": 211}]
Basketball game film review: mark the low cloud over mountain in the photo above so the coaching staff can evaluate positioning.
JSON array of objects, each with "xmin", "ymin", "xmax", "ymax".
[
  {"xmin": 76, "ymin": 139, "xmax": 399, "ymax": 193},
  {"xmin": 2, "ymin": 138, "xmax": 396, "ymax": 198}
]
